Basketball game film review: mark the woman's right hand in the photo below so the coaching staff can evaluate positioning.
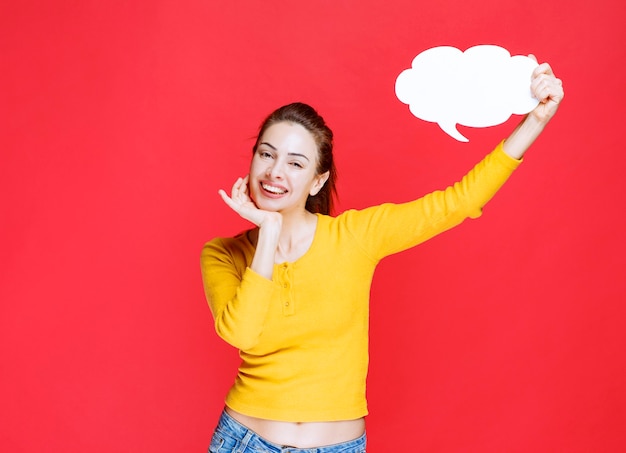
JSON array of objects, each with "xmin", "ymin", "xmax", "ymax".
[{"xmin": 219, "ymin": 175, "xmax": 282, "ymax": 228}]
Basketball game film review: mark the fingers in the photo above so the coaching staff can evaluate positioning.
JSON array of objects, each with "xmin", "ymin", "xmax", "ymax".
[
  {"xmin": 231, "ymin": 176, "xmax": 244, "ymax": 198},
  {"xmin": 241, "ymin": 175, "xmax": 250, "ymax": 197},
  {"xmin": 225, "ymin": 175, "xmax": 249, "ymax": 203},
  {"xmin": 231, "ymin": 175, "xmax": 248, "ymax": 191},
  {"xmin": 532, "ymin": 62, "xmax": 554, "ymax": 78},
  {"xmin": 218, "ymin": 188, "xmax": 239, "ymax": 212},
  {"xmin": 218, "ymin": 175, "xmax": 253, "ymax": 215},
  {"xmin": 525, "ymin": 60, "xmax": 565, "ymax": 124},
  {"xmin": 532, "ymin": 75, "xmax": 564, "ymax": 105},
  {"xmin": 530, "ymin": 63, "xmax": 564, "ymax": 105}
]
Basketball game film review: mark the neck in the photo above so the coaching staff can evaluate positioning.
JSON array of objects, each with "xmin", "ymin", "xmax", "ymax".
[
  {"xmin": 281, "ymin": 207, "xmax": 313, "ymax": 231},
  {"xmin": 275, "ymin": 209, "xmax": 317, "ymax": 263}
]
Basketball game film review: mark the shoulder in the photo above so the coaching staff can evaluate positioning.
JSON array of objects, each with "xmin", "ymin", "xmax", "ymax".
[
  {"xmin": 318, "ymin": 204, "xmax": 396, "ymax": 239},
  {"xmin": 331, "ymin": 204, "xmax": 397, "ymax": 225},
  {"xmin": 201, "ymin": 230, "xmax": 255, "ymax": 263}
]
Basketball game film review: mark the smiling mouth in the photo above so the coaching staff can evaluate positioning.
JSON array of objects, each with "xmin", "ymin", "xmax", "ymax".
[{"xmin": 261, "ymin": 182, "xmax": 287, "ymax": 195}]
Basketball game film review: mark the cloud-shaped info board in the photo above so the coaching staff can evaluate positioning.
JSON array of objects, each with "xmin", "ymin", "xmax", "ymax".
[{"xmin": 395, "ymin": 45, "xmax": 539, "ymax": 142}]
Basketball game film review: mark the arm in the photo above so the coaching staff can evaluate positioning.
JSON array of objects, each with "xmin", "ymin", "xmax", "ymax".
[
  {"xmin": 503, "ymin": 60, "xmax": 564, "ymax": 159},
  {"xmin": 342, "ymin": 61, "xmax": 563, "ymax": 260},
  {"xmin": 201, "ymin": 238, "xmax": 277, "ymax": 350},
  {"xmin": 341, "ymin": 142, "xmax": 520, "ymax": 260},
  {"xmin": 201, "ymin": 175, "xmax": 284, "ymax": 350}
]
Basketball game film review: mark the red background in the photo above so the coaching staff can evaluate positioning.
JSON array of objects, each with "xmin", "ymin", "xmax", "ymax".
[{"xmin": 2, "ymin": 1, "xmax": 625, "ymax": 452}]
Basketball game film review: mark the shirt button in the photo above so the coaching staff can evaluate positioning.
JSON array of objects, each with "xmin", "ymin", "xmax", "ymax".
[{"xmin": 284, "ymin": 301, "xmax": 290, "ymax": 307}]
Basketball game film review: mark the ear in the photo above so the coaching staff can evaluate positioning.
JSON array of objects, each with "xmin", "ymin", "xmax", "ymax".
[{"xmin": 309, "ymin": 171, "xmax": 330, "ymax": 196}]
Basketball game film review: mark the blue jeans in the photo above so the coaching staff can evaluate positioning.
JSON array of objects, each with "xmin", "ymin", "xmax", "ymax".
[{"xmin": 209, "ymin": 410, "xmax": 367, "ymax": 453}]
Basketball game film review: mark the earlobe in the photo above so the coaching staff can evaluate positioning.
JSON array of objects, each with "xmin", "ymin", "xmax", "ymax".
[{"xmin": 309, "ymin": 171, "xmax": 330, "ymax": 196}]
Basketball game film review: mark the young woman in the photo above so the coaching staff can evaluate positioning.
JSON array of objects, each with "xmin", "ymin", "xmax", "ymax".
[{"xmin": 201, "ymin": 61, "xmax": 563, "ymax": 453}]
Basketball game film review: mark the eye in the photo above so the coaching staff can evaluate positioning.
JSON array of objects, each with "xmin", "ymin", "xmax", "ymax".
[
  {"xmin": 289, "ymin": 161, "xmax": 304, "ymax": 168},
  {"xmin": 258, "ymin": 150, "xmax": 273, "ymax": 159}
]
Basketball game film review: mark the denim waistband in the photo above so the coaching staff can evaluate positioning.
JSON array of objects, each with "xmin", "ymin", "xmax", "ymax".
[{"xmin": 213, "ymin": 409, "xmax": 366, "ymax": 453}]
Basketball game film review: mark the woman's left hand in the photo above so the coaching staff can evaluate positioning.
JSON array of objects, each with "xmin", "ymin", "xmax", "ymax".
[
  {"xmin": 528, "ymin": 59, "xmax": 564, "ymax": 125},
  {"xmin": 502, "ymin": 58, "xmax": 565, "ymax": 159}
]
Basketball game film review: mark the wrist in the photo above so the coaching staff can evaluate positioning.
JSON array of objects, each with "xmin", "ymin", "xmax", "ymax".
[
  {"xmin": 258, "ymin": 215, "xmax": 282, "ymax": 242},
  {"xmin": 503, "ymin": 115, "xmax": 547, "ymax": 159}
]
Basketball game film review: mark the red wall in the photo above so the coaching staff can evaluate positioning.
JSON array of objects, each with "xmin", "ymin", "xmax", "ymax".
[{"xmin": 2, "ymin": 1, "xmax": 625, "ymax": 452}]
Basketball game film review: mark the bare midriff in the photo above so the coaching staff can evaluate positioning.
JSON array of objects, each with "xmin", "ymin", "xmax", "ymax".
[{"xmin": 225, "ymin": 407, "xmax": 366, "ymax": 448}]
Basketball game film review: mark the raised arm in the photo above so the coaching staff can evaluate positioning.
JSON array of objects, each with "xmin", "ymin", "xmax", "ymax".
[
  {"xmin": 503, "ymin": 60, "xmax": 564, "ymax": 159},
  {"xmin": 339, "ymin": 61, "xmax": 564, "ymax": 260}
]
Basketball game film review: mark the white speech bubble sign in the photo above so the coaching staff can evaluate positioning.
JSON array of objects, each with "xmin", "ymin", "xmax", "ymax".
[{"xmin": 395, "ymin": 45, "xmax": 539, "ymax": 142}]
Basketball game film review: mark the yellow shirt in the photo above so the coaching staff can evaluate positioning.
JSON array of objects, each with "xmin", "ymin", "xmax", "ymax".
[{"xmin": 201, "ymin": 142, "xmax": 521, "ymax": 422}]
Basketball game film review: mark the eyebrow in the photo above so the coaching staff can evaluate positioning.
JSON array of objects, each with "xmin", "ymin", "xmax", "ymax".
[{"xmin": 259, "ymin": 142, "xmax": 310, "ymax": 161}]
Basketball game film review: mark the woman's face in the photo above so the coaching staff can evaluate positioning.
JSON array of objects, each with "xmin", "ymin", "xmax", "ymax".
[{"xmin": 249, "ymin": 121, "xmax": 329, "ymax": 214}]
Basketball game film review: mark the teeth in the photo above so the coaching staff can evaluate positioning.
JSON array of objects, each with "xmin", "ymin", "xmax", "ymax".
[{"xmin": 262, "ymin": 183, "xmax": 286, "ymax": 194}]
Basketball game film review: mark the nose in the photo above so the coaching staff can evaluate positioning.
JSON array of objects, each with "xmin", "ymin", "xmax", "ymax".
[{"xmin": 267, "ymin": 161, "xmax": 284, "ymax": 179}]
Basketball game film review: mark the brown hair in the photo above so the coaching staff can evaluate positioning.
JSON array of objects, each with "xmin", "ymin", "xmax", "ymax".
[{"xmin": 253, "ymin": 102, "xmax": 337, "ymax": 215}]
